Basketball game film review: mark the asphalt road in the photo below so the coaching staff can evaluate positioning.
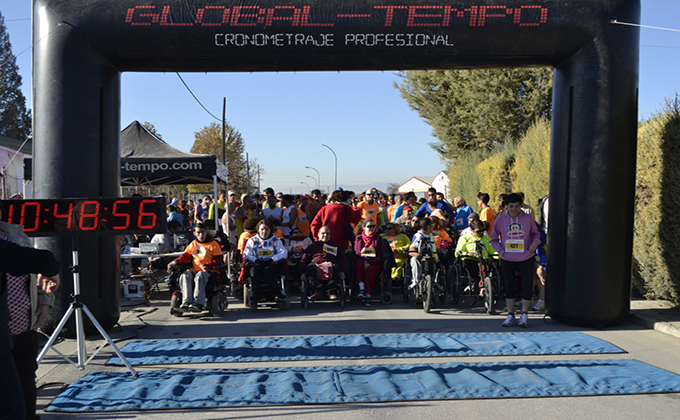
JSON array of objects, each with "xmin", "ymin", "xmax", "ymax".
[{"xmin": 34, "ymin": 287, "xmax": 680, "ymax": 420}]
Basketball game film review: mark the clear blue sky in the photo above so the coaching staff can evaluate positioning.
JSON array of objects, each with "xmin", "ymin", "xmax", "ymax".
[{"xmin": 2, "ymin": 1, "xmax": 679, "ymax": 195}]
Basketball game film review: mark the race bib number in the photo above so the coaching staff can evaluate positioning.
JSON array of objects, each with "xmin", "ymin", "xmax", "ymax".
[
  {"xmin": 505, "ymin": 240, "xmax": 524, "ymax": 253},
  {"xmin": 361, "ymin": 247, "xmax": 376, "ymax": 257},
  {"xmin": 432, "ymin": 231, "xmax": 440, "ymax": 238},
  {"xmin": 257, "ymin": 247, "xmax": 274, "ymax": 257},
  {"xmin": 456, "ymin": 218, "xmax": 465, "ymax": 227},
  {"xmin": 192, "ymin": 246, "xmax": 207, "ymax": 258},
  {"xmin": 366, "ymin": 208, "xmax": 378, "ymax": 217},
  {"xmin": 322, "ymin": 243, "xmax": 338, "ymax": 256},
  {"xmin": 299, "ymin": 215, "xmax": 308, "ymax": 223}
]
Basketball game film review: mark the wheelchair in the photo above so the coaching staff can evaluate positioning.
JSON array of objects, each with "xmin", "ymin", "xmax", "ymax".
[
  {"xmin": 449, "ymin": 241, "xmax": 502, "ymax": 314},
  {"xmin": 299, "ymin": 262, "xmax": 347, "ymax": 309},
  {"xmin": 405, "ymin": 240, "xmax": 446, "ymax": 313},
  {"xmin": 169, "ymin": 264, "xmax": 229, "ymax": 317},
  {"xmin": 242, "ymin": 260, "xmax": 291, "ymax": 312},
  {"xmin": 348, "ymin": 256, "xmax": 394, "ymax": 305}
]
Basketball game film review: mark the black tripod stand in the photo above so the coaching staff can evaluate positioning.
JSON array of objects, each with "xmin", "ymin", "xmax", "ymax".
[{"xmin": 36, "ymin": 249, "xmax": 138, "ymax": 377}]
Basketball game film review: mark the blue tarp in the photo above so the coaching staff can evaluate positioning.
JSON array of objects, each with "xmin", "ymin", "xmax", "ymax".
[
  {"xmin": 48, "ymin": 359, "xmax": 680, "ymax": 411},
  {"xmin": 108, "ymin": 332, "xmax": 623, "ymax": 366}
]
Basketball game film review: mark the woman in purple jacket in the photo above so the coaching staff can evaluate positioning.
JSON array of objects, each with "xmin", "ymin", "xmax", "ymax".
[{"xmin": 490, "ymin": 193, "xmax": 541, "ymax": 328}]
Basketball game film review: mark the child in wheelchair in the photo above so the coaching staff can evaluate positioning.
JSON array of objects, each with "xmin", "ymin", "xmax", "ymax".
[
  {"xmin": 407, "ymin": 217, "xmax": 446, "ymax": 309},
  {"xmin": 166, "ymin": 222, "xmax": 223, "ymax": 313},
  {"xmin": 242, "ymin": 220, "xmax": 288, "ymax": 306},
  {"xmin": 454, "ymin": 219, "xmax": 498, "ymax": 290},
  {"xmin": 380, "ymin": 223, "xmax": 411, "ymax": 291},
  {"xmin": 408, "ymin": 217, "xmax": 438, "ymax": 290}
]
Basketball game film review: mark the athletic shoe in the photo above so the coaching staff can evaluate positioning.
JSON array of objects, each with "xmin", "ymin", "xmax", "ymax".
[
  {"xmin": 329, "ymin": 294, "xmax": 338, "ymax": 300},
  {"xmin": 531, "ymin": 299, "xmax": 545, "ymax": 311},
  {"xmin": 357, "ymin": 290, "xmax": 365, "ymax": 298},
  {"xmin": 188, "ymin": 303, "xmax": 203, "ymax": 312},
  {"xmin": 502, "ymin": 314, "xmax": 517, "ymax": 327},
  {"xmin": 365, "ymin": 297, "xmax": 371, "ymax": 307},
  {"xmin": 178, "ymin": 304, "xmax": 190, "ymax": 312},
  {"xmin": 518, "ymin": 312, "xmax": 529, "ymax": 328}
]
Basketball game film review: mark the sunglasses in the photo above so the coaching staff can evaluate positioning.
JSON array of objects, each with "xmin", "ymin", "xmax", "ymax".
[
  {"xmin": 474, "ymin": 229, "xmax": 485, "ymax": 234},
  {"xmin": 366, "ymin": 224, "xmax": 376, "ymax": 228}
]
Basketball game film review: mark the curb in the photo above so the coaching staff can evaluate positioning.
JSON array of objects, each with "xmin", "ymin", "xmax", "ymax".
[{"xmin": 630, "ymin": 313, "xmax": 680, "ymax": 339}]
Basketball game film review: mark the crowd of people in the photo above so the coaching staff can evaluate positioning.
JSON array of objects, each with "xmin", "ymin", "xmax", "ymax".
[{"xmin": 159, "ymin": 186, "xmax": 548, "ymax": 316}]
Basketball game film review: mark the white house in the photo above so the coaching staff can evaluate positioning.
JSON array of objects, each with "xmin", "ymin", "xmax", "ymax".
[
  {"xmin": 0, "ymin": 135, "xmax": 32, "ymax": 199},
  {"xmin": 398, "ymin": 171, "xmax": 450, "ymax": 200}
]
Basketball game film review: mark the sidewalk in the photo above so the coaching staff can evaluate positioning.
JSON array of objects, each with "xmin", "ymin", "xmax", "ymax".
[{"xmin": 629, "ymin": 298, "xmax": 680, "ymax": 339}]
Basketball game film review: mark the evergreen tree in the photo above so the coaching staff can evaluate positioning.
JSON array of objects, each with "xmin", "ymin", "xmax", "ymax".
[
  {"xmin": 394, "ymin": 68, "xmax": 552, "ymax": 160},
  {"xmin": 0, "ymin": 13, "xmax": 31, "ymax": 140},
  {"xmin": 189, "ymin": 121, "xmax": 249, "ymax": 194}
]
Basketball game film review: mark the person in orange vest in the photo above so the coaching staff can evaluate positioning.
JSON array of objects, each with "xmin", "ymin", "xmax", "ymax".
[
  {"xmin": 477, "ymin": 192, "xmax": 496, "ymax": 234},
  {"xmin": 296, "ymin": 195, "xmax": 312, "ymax": 237},
  {"xmin": 357, "ymin": 189, "xmax": 384, "ymax": 227},
  {"xmin": 167, "ymin": 223, "xmax": 223, "ymax": 312}
]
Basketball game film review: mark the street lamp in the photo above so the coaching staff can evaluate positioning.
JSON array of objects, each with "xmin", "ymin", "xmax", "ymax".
[
  {"xmin": 300, "ymin": 181, "xmax": 311, "ymax": 193},
  {"xmin": 321, "ymin": 144, "xmax": 337, "ymax": 190},
  {"xmin": 305, "ymin": 166, "xmax": 320, "ymax": 189},
  {"xmin": 306, "ymin": 175, "xmax": 318, "ymax": 189}
]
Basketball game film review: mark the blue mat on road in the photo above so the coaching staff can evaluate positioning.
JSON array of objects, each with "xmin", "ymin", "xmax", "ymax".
[
  {"xmin": 48, "ymin": 359, "xmax": 680, "ymax": 411},
  {"xmin": 108, "ymin": 332, "xmax": 623, "ymax": 366}
]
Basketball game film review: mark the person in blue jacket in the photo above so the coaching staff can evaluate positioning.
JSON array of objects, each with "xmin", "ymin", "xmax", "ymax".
[
  {"xmin": 453, "ymin": 196, "xmax": 473, "ymax": 231},
  {"xmin": 414, "ymin": 188, "xmax": 456, "ymax": 226}
]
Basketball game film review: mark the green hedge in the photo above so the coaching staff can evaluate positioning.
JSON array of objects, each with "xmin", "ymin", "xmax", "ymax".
[
  {"xmin": 443, "ymin": 101, "xmax": 680, "ymax": 303},
  {"xmin": 510, "ymin": 119, "xmax": 551, "ymax": 210},
  {"xmin": 447, "ymin": 121, "xmax": 549, "ymax": 215},
  {"xmin": 447, "ymin": 152, "xmax": 481, "ymax": 208},
  {"xmin": 633, "ymin": 97, "xmax": 680, "ymax": 303}
]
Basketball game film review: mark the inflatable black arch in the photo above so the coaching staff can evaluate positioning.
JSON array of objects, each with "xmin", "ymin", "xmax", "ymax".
[{"xmin": 33, "ymin": 0, "xmax": 639, "ymax": 329}]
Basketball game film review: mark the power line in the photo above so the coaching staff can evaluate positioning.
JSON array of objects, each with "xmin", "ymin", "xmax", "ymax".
[
  {"xmin": 611, "ymin": 20, "xmax": 680, "ymax": 33},
  {"xmin": 175, "ymin": 73, "xmax": 221, "ymax": 121},
  {"xmin": 641, "ymin": 44, "xmax": 680, "ymax": 49},
  {"xmin": 0, "ymin": 22, "xmax": 62, "ymax": 69}
]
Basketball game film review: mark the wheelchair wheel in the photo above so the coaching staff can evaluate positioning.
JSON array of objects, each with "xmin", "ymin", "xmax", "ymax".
[
  {"xmin": 423, "ymin": 273, "xmax": 433, "ymax": 313},
  {"xmin": 459, "ymin": 265, "xmax": 474, "ymax": 306},
  {"xmin": 339, "ymin": 278, "xmax": 347, "ymax": 308},
  {"xmin": 381, "ymin": 276, "xmax": 393, "ymax": 305},
  {"xmin": 483, "ymin": 276, "xmax": 494, "ymax": 315},
  {"xmin": 301, "ymin": 281, "xmax": 310, "ymax": 309},
  {"xmin": 402, "ymin": 281, "xmax": 410, "ymax": 303},
  {"xmin": 381, "ymin": 292, "xmax": 393, "ymax": 305},
  {"xmin": 279, "ymin": 296, "xmax": 291, "ymax": 311},
  {"xmin": 231, "ymin": 280, "xmax": 243, "ymax": 300},
  {"xmin": 436, "ymin": 270, "xmax": 446, "ymax": 304},
  {"xmin": 244, "ymin": 284, "xmax": 250, "ymax": 307},
  {"xmin": 170, "ymin": 290, "xmax": 182, "ymax": 317},
  {"xmin": 449, "ymin": 265, "xmax": 461, "ymax": 305},
  {"xmin": 211, "ymin": 292, "xmax": 227, "ymax": 317}
]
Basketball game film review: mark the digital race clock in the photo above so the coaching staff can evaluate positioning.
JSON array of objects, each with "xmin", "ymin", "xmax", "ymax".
[{"xmin": 0, "ymin": 197, "xmax": 167, "ymax": 236}]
